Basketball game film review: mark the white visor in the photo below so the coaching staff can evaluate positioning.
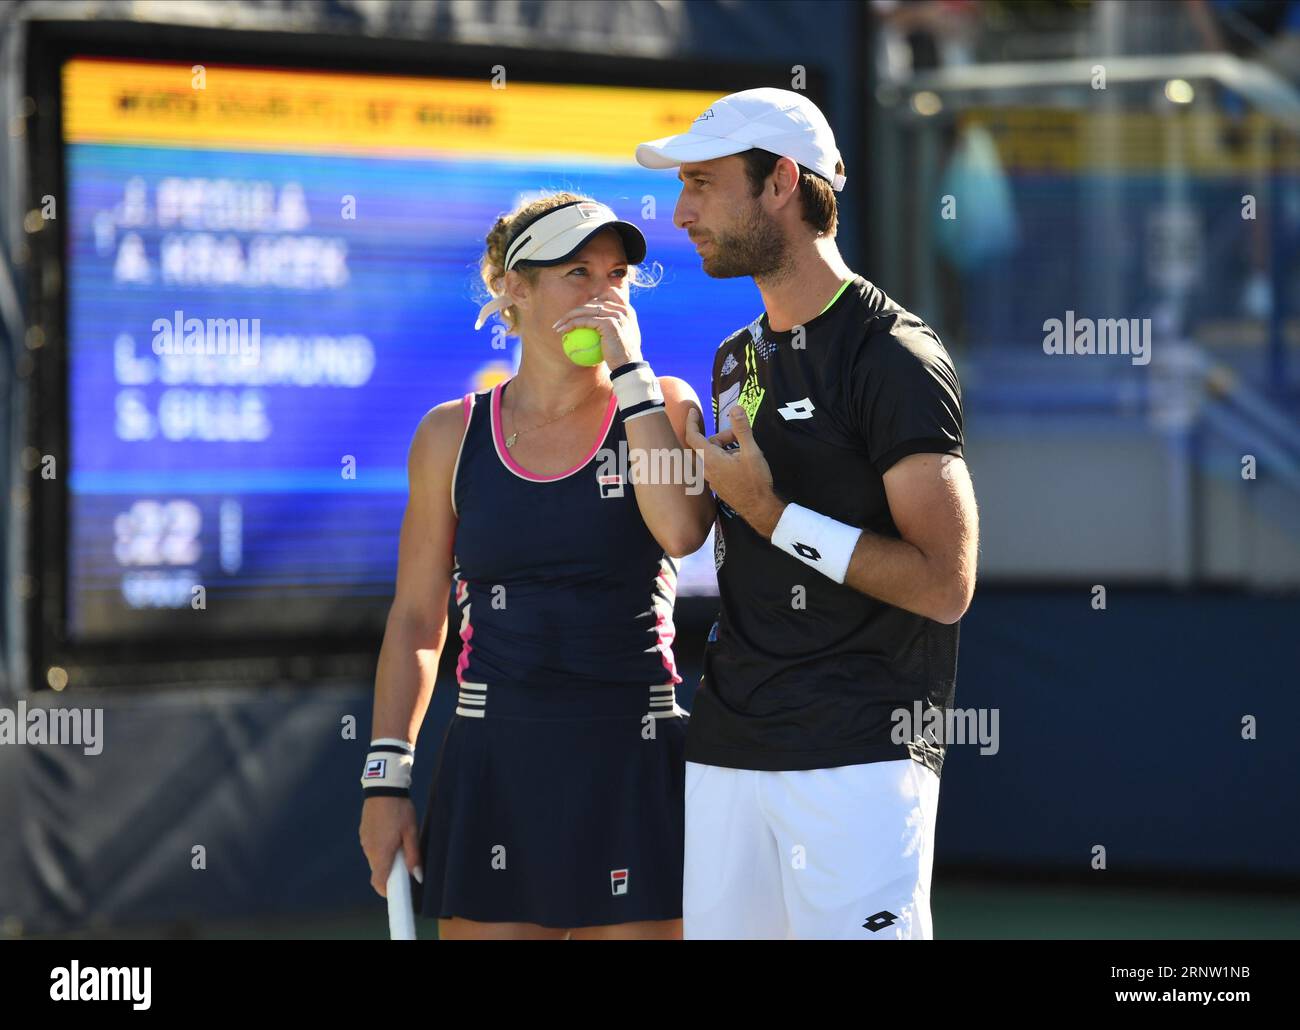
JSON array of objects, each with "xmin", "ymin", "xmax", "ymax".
[{"xmin": 475, "ymin": 200, "xmax": 647, "ymax": 330}]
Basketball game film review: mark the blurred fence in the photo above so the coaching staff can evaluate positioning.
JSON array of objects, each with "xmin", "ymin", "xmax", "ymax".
[{"xmin": 872, "ymin": 51, "xmax": 1300, "ymax": 589}]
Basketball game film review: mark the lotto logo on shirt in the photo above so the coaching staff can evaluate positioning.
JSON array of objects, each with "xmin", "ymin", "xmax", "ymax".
[{"xmin": 610, "ymin": 868, "xmax": 629, "ymax": 895}]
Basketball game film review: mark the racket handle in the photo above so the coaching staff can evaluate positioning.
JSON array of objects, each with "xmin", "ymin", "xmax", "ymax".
[{"xmin": 386, "ymin": 851, "xmax": 417, "ymax": 940}]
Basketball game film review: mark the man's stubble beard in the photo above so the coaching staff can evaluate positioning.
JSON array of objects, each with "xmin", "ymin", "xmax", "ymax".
[{"xmin": 701, "ymin": 198, "xmax": 792, "ymax": 282}]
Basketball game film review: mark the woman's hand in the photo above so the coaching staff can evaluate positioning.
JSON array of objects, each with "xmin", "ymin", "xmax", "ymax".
[
  {"xmin": 552, "ymin": 287, "xmax": 642, "ymax": 368},
  {"xmin": 359, "ymin": 795, "xmax": 422, "ymax": 898}
]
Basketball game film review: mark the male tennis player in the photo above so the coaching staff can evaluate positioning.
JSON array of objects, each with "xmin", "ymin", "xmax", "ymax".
[{"xmin": 636, "ymin": 88, "xmax": 979, "ymax": 939}]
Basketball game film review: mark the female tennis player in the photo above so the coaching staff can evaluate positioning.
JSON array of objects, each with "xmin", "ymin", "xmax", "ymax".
[{"xmin": 358, "ymin": 192, "xmax": 714, "ymax": 939}]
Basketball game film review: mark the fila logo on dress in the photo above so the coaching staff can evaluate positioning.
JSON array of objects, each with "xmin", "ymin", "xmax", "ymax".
[{"xmin": 777, "ymin": 397, "xmax": 816, "ymax": 420}]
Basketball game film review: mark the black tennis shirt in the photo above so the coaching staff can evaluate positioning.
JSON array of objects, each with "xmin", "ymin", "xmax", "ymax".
[{"xmin": 690, "ymin": 275, "xmax": 965, "ymax": 775}]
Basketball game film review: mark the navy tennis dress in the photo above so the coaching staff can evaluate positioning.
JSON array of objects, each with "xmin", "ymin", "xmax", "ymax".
[{"xmin": 413, "ymin": 378, "xmax": 689, "ymax": 928}]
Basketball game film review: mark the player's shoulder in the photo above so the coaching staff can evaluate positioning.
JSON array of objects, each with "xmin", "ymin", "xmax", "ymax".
[
  {"xmin": 418, "ymin": 394, "xmax": 469, "ymax": 433},
  {"xmin": 848, "ymin": 282, "xmax": 952, "ymax": 372},
  {"xmin": 411, "ymin": 394, "xmax": 474, "ymax": 466},
  {"xmin": 710, "ymin": 317, "xmax": 762, "ymax": 381},
  {"xmin": 716, "ymin": 318, "xmax": 758, "ymax": 354}
]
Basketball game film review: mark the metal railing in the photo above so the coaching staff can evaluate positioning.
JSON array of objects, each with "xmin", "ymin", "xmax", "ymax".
[{"xmin": 876, "ymin": 49, "xmax": 1300, "ymax": 586}]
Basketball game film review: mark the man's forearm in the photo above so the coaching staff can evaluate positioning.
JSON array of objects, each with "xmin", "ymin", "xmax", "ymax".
[
  {"xmin": 745, "ymin": 491, "xmax": 959, "ymax": 624},
  {"xmin": 841, "ymin": 528, "xmax": 960, "ymax": 624}
]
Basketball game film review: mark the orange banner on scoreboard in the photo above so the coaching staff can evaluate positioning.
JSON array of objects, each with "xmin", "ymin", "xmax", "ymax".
[{"xmin": 62, "ymin": 58, "xmax": 720, "ymax": 160}]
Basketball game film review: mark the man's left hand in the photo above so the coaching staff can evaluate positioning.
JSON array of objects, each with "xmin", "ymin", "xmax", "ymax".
[{"xmin": 684, "ymin": 405, "xmax": 786, "ymax": 538}]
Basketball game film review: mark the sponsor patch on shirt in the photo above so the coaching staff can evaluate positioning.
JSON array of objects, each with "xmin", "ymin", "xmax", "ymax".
[{"xmin": 717, "ymin": 381, "xmax": 741, "ymax": 431}]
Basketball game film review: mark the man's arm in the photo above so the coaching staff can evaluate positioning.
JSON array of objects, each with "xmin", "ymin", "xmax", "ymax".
[
  {"xmin": 844, "ymin": 452, "xmax": 977, "ymax": 624},
  {"xmin": 690, "ymin": 405, "xmax": 978, "ymax": 625}
]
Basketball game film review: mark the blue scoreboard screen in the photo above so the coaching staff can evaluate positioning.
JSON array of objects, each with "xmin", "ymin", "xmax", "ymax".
[{"xmin": 61, "ymin": 58, "xmax": 754, "ymax": 641}]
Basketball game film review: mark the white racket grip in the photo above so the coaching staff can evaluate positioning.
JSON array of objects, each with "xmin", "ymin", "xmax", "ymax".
[{"xmin": 386, "ymin": 852, "xmax": 417, "ymax": 940}]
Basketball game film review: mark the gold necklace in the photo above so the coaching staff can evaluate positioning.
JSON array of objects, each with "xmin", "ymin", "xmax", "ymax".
[{"xmin": 505, "ymin": 379, "xmax": 603, "ymax": 448}]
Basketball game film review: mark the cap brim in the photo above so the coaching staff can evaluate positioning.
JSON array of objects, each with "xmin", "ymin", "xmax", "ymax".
[
  {"xmin": 515, "ymin": 220, "xmax": 647, "ymax": 267},
  {"xmin": 635, "ymin": 133, "xmax": 753, "ymax": 170}
]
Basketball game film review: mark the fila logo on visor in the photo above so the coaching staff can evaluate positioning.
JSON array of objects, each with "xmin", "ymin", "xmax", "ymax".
[
  {"xmin": 576, "ymin": 202, "xmax": 604, "ymax": 219},
  {"xmin": 778, "ymin": 398, "xmax": 816, "ymax": 420}
]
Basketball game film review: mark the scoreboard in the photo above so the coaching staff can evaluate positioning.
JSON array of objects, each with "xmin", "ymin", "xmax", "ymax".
[{"xmin": 59, "ymin": 58, "xmax": 757, "ymax": 643}]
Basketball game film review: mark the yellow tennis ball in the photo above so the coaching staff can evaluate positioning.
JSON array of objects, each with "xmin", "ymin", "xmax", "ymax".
[{"xmin": 562, "ymin": 327, "xmax": 603, "ymax": 367}]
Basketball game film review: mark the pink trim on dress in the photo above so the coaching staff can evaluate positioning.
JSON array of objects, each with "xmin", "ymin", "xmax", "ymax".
[
  {"xmin": 490, "ymin": 379, "xmax": 617, "ymax": 482},
  {"xmin": 653, "ymin": 569, "xmax": 682, "ymax": 685},
  {"xmin": 654, "ymin": 607, "xmax": 682, "ymax": 685},
  {"xmin": 453, "ymin": 577, "xmax": 473, "ymax": 685}
]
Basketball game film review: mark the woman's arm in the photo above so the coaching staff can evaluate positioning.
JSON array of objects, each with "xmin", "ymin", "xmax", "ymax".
[
  {"xmin": 360, "ymin": 398, "xmax": 464, "ymax": 896},
  {"xmin": 550, "ymin": 288, "xmax": 714, "ymax": 559},
  {"xmin": 621, "ymin": 376, "xmax": 717, "ymax": 558},
  {"xmin": 370, "ymin": 400, "xmax": 463, "ymax": 743}
]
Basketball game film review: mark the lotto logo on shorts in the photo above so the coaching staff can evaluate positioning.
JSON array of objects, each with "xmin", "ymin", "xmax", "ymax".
[
  {"xmin": 364, "ymin": 759, "xmax": 386, "ymax": 779},
  {"xmin": 598, "ymin": 473, "xmax": 624, "ymax": 499},
  {"xmin": 610, "ymin": 868, "xmax": 629, "ymax": 895},
  {"xmin": 863, "ymin": 910, "xmax": 899, "ymax": 933}
]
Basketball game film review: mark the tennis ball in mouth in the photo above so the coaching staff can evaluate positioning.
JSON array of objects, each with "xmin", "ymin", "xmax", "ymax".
[{"xmin": 562, "ymin": 327, "xmax": 603, "ymax": 367}]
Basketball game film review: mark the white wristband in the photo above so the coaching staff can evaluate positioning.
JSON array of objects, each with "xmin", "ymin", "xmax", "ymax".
[
  {"xmin": 770, "ymin": 503, "xmax": 862, "ymax": 584},
  {"xmin": 610, "ymin": 360, "xmax": 665, "ymax": 422},
  {"xmin": 362, "ymin": 738, "xmax": 414, "ymax": 796}
]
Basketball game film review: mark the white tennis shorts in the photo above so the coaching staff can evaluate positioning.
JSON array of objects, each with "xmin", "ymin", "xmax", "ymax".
[{"xmin": 683, "ymin": 758, "xmax": 941, "ymax": 939}]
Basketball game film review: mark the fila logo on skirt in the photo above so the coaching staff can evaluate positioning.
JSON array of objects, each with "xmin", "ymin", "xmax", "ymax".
[{"xmin": 610, "ymin": 868, "xmax": 629, "ymax": 895}]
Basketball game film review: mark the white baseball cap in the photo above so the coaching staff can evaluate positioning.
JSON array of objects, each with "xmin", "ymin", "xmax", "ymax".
[{"xmin": 635, "ymin": 87, "xmax": 846, "ymax": 191}]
